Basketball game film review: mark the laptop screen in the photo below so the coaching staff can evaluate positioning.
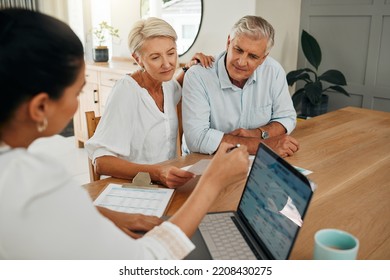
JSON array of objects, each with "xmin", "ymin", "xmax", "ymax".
[{"xmin": 238, "ymin": 143, "xmax": 313, "ymax": 260}]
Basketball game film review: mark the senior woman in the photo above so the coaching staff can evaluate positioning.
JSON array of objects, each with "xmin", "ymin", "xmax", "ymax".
[{"xmin": 85, "ymin": 17, "xmax": 214, "ymax": 188}]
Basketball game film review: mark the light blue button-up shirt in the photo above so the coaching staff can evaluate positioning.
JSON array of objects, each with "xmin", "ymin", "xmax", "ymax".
[{"xmin": 182, "ymin": 51, "xmax": 296, "ymax": 154}]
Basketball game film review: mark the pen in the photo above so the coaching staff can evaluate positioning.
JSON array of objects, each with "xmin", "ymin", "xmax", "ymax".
[{"xmin": 228, "ymin": 143, "xmax": 240, "ymax": 152}]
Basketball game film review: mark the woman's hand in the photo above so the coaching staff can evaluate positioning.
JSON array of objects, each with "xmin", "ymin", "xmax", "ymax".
[
  {"xmin": 157, "ymin": 165, "xmax": 196, "ymax": 188},
  {"xmin": 202, "ymin": 142, "xmax": 250, "ymax": 190},
  {"xmin": 186, "ymin": 52, "xmax": 215, "ymax": 69},
  {"xmin": 168, "ymin": 143, "xmax": 249, "ymax": 237},
  {"xmin": 177, "ymin": 52, "xmax": 214, "ymax": 86},
  {"xmin": 97, "ymin": 206, "xmax": 163, "ymax": 239}
]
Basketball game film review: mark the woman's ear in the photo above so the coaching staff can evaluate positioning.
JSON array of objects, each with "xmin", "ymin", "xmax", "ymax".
[
  {"xmin": 28, "ymin": 92, "xmax": 49, "ymax": 122},
  {"xmin": 132, "ymin": 53, "xmax": 144, "ymax": 68}
]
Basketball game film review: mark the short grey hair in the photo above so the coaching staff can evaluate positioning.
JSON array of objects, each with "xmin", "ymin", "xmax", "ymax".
[
  {"xmin": 230, "ymin": 15, "xmax": 275, "ymax": 53},
  {"xmin": 128, "ymin": 17, "xmax": 177, "ymax": 54}
]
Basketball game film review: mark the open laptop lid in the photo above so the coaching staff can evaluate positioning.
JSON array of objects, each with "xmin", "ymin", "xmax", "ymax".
[{"xmin": 236, "ymin": 143, "xmax": 314, "ymax": 260}]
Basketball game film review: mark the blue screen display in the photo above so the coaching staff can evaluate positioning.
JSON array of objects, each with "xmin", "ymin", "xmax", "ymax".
[{"xmin": 238, "ymin": 146, "xmax": 312, "ymax": 259}]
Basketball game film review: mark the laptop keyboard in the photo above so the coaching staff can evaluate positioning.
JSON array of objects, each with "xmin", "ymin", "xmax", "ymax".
[{"xmin": 198, "ymin": 212, "xmax": 258, "ymax": 260}]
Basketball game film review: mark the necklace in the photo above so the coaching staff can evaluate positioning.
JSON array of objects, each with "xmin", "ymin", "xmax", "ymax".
[{"xmin": 138, "ymin": 71, "xmax": 164, "ymax": 112}]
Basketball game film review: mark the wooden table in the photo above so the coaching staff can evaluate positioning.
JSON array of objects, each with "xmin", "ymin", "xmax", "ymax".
[
  {"xmin": 84, "ymin": 107, "xmax": 390, "ymax": 259},
  {"xmin": 286, "ymin": 107, "xmax": 390, "ymax": 260}
]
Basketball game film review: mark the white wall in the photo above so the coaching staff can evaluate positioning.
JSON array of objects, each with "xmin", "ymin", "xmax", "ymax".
[
  {"xmin": 178, "ymin": 0, "xmax": 256, "ymax": 63},
  {"xmin": 39, "ymin": 0, "xmax": 68, "ymax": 22},
  {"xmin": 256, "ymin": 0, "xmax": 301, "ymax": 73},
  {"xmin": 110, "ymin": 0, "xmax": 141, "ymax": 58}
]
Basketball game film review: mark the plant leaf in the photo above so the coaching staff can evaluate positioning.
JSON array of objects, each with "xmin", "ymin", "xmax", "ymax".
[
  {"xmin": 287, "ymin": 70, "xmax": 311, "ymax": 86},
  {"xmin": 287, "ymin": 69, "xmax": 304, "ymax": 81},
  {"xmin": 304, "ymin": 82, "xmax": 323, "ymax": 105},
  {"xmin": 318, "ymin": 69, "xmax": 347, "ymax": 85},
  {"xmin": 302, "ymin": 30, "xmax": 322, "ymax": 70},
  {"xmin": 292, "ymin": 88, "xmax": 306, "ymax": 108},
  {"xmin": 303, "ymin": 68, "xmax": 317, "ymax": 75},
  {"xmin": 328, "ymin": 85, "xmax": 350, "ymax": 96}
]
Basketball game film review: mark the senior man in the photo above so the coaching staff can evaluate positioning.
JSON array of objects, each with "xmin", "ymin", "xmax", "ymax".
[{"xmin": 182, "ymin": 15, "xmax": 299, "ymax": 157}]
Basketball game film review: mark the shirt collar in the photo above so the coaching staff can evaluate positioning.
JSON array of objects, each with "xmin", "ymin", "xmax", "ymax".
[
  {"xmin": 0, "ymin": 141, "xmax": 11, "ymax": 155},
  {"xmin": 216, "ymin": 51, "xmax": 257, "ymax": 90}
]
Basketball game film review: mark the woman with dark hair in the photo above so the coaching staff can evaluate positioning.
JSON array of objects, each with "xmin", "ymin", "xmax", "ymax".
[{"xmin": 0, "ymin": 9, "xmax": 249, "ymax": 259}]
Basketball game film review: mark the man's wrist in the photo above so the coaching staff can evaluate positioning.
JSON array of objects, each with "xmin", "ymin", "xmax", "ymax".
[{"xmin": 257, "ymin": 127, "xmax": 269, "ymax": 139}]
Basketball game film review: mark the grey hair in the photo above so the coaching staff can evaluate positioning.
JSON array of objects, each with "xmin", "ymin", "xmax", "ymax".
[
  {"xmin": 229, "ymin": 15, "xmax": 275, "ymax": 53},
  {"xmin": 128, "ymin": 17, "xmax": 177, "ymax": 54}
]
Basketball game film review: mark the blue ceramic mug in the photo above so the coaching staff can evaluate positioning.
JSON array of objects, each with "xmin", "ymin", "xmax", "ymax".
[{"xmin": 313, "ymin": 229, "xmax": 359, "ymax": 260}]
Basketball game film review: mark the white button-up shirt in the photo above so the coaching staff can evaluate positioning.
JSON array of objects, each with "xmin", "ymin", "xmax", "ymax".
[
  {"xmin": 85, "ymin": 75, "xmax": 181, "ymax": 164},
  {"xmin": 182, "ymin": 52, "xmax": 297, "ymax": 154}
]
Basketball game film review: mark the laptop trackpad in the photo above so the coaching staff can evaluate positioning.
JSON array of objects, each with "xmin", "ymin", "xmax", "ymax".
[{"xmin": 185, "ymin": 229, "xmax": 212, "ymax": 260}]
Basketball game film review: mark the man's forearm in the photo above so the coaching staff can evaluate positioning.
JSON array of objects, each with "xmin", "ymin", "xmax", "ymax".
[
  {"xmin": 220, "ymin": 134, "xmax": 261, "ymax": 155},
  {"xmin": 258, "ymin": 121, "xmax": 287, "ymax": 138}
]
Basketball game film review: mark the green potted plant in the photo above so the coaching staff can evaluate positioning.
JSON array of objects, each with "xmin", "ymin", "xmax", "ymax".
[
  {"xmin": 92, "ymin": 21, "xmax": 120, "ymax": 62},
  {"xmin": 287, "ymin": 30, "xmax": 350, "ymax": 117}
]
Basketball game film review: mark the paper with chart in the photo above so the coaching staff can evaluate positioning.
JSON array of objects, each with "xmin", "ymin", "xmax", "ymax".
[{"xmin": 94, "ymin": 183, "xmax": 174, "ymax": 217}]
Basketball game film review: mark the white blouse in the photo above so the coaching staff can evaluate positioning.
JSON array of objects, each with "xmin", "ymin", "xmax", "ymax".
[
  {"xmin": 85, "ymin": 75, "xmax": 181, "ymax": 164},
  {"xmin": 0, "ymin": 145, "xmax": 194, "ymax": 259}
]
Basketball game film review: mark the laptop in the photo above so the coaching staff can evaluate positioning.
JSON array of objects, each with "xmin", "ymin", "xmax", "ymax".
[{"xmin": 186, "ymin": 143, "xmax": 315, "ymax": 260}]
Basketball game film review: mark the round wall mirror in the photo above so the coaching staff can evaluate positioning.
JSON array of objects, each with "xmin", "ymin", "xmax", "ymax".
[{"xmin": 140, "ymin": 0, "xmax": 203, "ymax": 56}]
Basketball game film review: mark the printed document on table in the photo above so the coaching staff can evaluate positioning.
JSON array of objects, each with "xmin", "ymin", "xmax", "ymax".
[{"xmin": 94, "ymin": 183, "xmax": 174, "ymax": 217}]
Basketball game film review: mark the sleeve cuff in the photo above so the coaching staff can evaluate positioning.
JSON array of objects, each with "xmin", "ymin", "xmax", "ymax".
[
  {"xmin": 201, "ymin": 130, "xmax": 224, "ymax": 154},
  {"xmin": 142, "ymin": 221, "xmax": 195, "ymax": 259},
  {"xmin": 271, "ymin": 118, "xmax": 297, "ymax": 135},
  {"xmin": 91, "ymin": 147, "xmax": 117, "ymax": 163}
]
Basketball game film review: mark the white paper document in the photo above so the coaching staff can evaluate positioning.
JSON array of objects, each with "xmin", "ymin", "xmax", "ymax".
[
  {"xmin": 94, "ymin": 183, "xmax": 174, "ymax": 217},
  {"xmin": 181, "ymin": 159, "xmax": 211, "ymax": 175},
  {"xmin": 181, "ymin": 155, "xmax": 312, "ymax": 176},
  {"xmin": 292, "ymin": 165, "xmax": 313, "ymax": 176},
  {"xmin": 181, "ymin": 158, "xmax": 252, "ymax": 175}
]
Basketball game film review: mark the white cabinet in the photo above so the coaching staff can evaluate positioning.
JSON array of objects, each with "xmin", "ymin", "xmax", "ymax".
[
  {"xmin": 73, "ymin": 58, "xmax": 139, "ymax": 147},
  {"xmin": 98, "ymin": 71, "xmax": 123, "ymax": 113}
]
